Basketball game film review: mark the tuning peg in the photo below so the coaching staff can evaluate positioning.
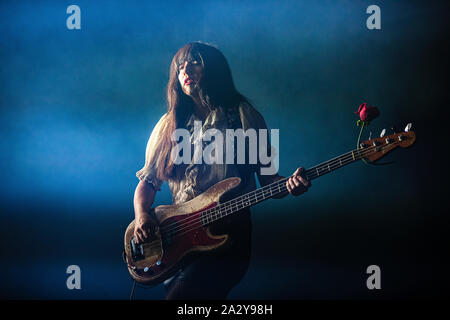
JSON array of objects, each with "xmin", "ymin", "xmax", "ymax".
[
  {"xmin": 368, "ymin": 131, "xmax": 372, "ymax": 140},
  {"xmin": 380, "ymin": 129, "xmax": 386, "ymax": 137},
  {"xmin": 404, "ymin": 123, "xmax": 412, "ymax": 132}
]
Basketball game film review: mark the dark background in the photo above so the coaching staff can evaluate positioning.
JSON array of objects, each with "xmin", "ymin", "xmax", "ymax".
[{"xmin": 0, "ymin": 0, "xmax": 448, "ymax": 299}]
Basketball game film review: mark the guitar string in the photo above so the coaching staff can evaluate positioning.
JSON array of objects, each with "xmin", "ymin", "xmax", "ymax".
[
  {"xmin": 160, "ymin": 139, "xmax": 403, "ymax": 238},
  {"xmin": 137, "ymin": 176, "xmax": 294, "ymax": 251},
  {"xmin": 136, "ymin": 176, "xmax": 294, "ymax": 252},
  {"xmin": 138, "ymin": 178, "xmax": 294, "ymax": 252},
  {"xmin": 160, "ymin": 139, "xmax": 401, "ymax": 237},
  {"xmin": 157, "ymin": 140, "xmax": 384, "ymax": 234},
  {"xmin": 138, "ymin": 139, "xmax": 405, "ymax": 253}
]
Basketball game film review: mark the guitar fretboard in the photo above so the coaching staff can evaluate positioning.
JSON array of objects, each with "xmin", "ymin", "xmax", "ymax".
[{"xmin": 200, "ymin": 146, "xmax": 370, "ymax": 226}]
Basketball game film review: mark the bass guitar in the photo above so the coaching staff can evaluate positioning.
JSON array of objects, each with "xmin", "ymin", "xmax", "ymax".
[{"xmin": 123, "ymin": 128, "xmax": 416, "ymax": 285}]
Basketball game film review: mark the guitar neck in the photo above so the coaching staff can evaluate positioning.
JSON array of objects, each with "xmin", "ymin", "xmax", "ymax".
[{"xmin": 200, "ymin": 146, "xmax": 370, "ymax": 226}]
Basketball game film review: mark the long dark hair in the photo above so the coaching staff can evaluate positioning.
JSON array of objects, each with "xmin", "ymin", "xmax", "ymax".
[{"xmin": 153, "ymin": 42, "xmax": 249, "ymax": 180}]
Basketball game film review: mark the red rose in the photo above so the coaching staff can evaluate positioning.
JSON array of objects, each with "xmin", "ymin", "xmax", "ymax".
[{"xmin": 355, "ymin": 103, "xmax": 380, "ymax": 122}]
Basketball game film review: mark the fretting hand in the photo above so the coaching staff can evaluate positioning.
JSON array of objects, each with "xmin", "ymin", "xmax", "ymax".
[{"xmin": 286, "ymin": 167, "xmax": 311, "ymax": 196}]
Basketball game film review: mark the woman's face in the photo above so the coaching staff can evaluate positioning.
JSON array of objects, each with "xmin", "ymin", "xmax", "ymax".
[{"xmin": 177, "ymin": 60, "xmax": 203, "ymax": 97}]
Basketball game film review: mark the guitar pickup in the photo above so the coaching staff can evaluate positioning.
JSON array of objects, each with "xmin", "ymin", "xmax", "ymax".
[{"xmin": 130, "ymin": 236, "xmax": 145, "ymax": 261}]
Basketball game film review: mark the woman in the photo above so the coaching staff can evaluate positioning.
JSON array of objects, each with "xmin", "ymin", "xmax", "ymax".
[{"xmin": 133, "ymin": 42, "xmax": 310, "ymax": 299}]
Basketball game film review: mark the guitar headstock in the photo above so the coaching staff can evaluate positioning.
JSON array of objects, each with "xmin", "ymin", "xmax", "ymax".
[{"xmin": 358, "ymin": 128, "xmax": 416, "ymax": 162}]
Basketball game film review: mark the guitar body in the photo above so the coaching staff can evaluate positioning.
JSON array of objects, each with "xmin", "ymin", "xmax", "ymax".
[{"xmin": 123, "ymin": 177, "xmax": 242, "ymax": 286}]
